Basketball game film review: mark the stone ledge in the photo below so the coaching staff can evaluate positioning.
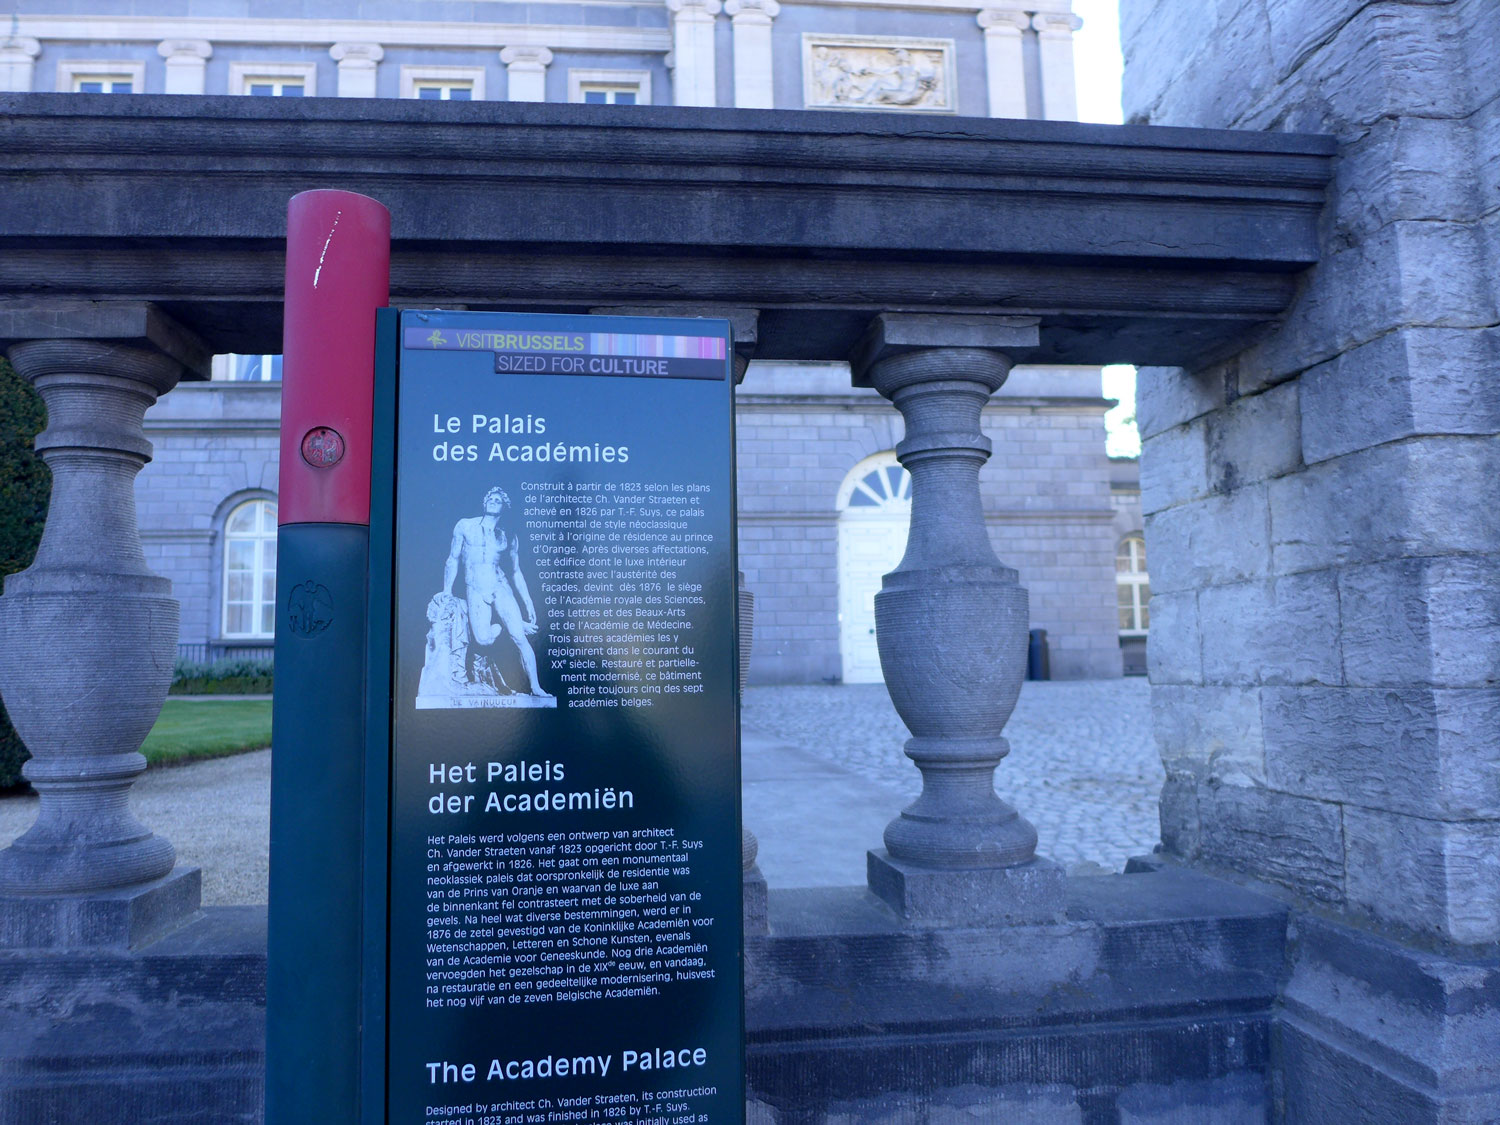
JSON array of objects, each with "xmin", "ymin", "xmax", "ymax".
[
  {"xmin": 866, "ymin": 850, "xmax": 1067, "ymax": 925},
  {"xmin": 0, "ymin": 867, "xmax": 202, "ymax": 951}
]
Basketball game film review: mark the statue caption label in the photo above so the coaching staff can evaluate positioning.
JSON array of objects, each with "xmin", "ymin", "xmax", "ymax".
[{"xmin": 385, "ymin": 311, "xmax": 743, "ymax": 1124}]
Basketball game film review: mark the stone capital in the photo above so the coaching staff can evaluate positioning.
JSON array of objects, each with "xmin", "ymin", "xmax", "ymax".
[
  {"xmin": 850, "ymin": 313, "xmax": 1039, "ymax": 388},
  {"xmin": 500, "ymin": 45, "xmax": 554, "ymax": 70},
  {"xmin": 156, "ymin": 38, "xmax": 212, "ymax": 61},
  {"xmin": 1, "ymin": 37, "xmax": 42, "ymax": 60},
  {"xmin": 976, "ymin": 9, "xmax": 1029, "ymax": 34},
  {"xmin": 329, "ymin": 42, "xmax": 384, "ymax": 64},
  {"xmin": 666, "ymin": 0, "xmax": 723, "ymax": 20},
  {"xmin": 0, "ymin": 300, "xmax": 210, "ymax": 383},
  {"xmin": 1031, "ymin": 12, "xmax": 1083, "ymax": 36},
  {"xmin": 725, "ymin": 0, "xmax": 780, "ymax": 23}
]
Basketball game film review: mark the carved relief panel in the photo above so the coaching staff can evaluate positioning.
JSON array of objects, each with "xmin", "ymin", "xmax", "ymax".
[{"xmin": 802, "ymin": 34, "xmax": 956, "ymax": 113}]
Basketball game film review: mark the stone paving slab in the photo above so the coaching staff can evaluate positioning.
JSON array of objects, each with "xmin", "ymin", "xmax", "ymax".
[
  {"xmin": 741, "ymin": 678, "xmax": 1162, "ymax": 874},
  {"xmin": 0, "ymin": 680, "xmax": 1161, "ymax": 904}
]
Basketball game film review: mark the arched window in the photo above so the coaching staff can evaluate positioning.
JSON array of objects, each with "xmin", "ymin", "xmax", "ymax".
[
  {"xmin": 222, "ymin": 499, "xmax": 278, "ymax": 638},
  {"xmin": 1116, "ymin": 534, "xmax": 1149, "ymax": 636}
]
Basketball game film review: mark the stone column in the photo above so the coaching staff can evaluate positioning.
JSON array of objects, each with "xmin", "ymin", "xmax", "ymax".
[
  {"xmin": 0, "ymin": 303, "xmax": 207, "ymax": 949},
  {"xmin": 977, "ymin": 10, "xmax": 1029, "ymax": 119},
  {"xmin": 667, "ymin": 0, "xmax": 721, "ymax": 107},
  {"xmin": 725, "ymin": 0, "xmax": 779, "ymax": 109},
  {"xmin": 331, "ymin": 42, "xmax": 383, "ymax": 99},
  {"xmin": 0, "ymin": 36, "xmax": 40, "ymax": 93},
  {"xmin": 852, "ymin": 314, "xmax": 1064, "ymax": 925},
  {"xmin": 1032, "ymin": 13, "xmax": 1082, "ymax": 121},
  {"xmin": 158, "ymin": 39, "xmax": 212, "ymax": 95},
  {"xmin": 501, "ymin": 46, "xmax": 553, "ymax": 103}
]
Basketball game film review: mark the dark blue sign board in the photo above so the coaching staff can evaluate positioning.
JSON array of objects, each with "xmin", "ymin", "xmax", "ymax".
[{"xmin": 369, "ymin": 309, "xmax": 744, "ymax": 1124}]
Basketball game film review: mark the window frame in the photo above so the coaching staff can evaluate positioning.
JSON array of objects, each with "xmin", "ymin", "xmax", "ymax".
[
  {"xmin": 220, "ymin": 497, "xmax": 280, "ymax": 641},
  {"xmin": 568, "ymin": 68, "xmax": 651, "ymax": 106},
  {"xmin": 1116, "ymin": 534, "xmax": 1150, "ymax": 637},
  {"xmin": 59, "ymin": 59, "xmax": 145, "ymax": 94},
  {"xmin": 228, "ymin": 61, "xmax": 317, "ymax": 97},
  {"xmin": 400, "ymin": 64, "xmax": 486, "ymax": 102}
]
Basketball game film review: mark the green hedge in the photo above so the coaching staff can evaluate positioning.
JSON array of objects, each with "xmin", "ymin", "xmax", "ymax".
[
  {"xmin": 170, "ymin": 657, "xmax": 275, "ymax": 695},
  {"xmin": 0, "ymin": 358, "xmax": 50, "ymax": 791}
]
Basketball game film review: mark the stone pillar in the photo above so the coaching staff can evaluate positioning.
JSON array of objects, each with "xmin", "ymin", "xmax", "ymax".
[
  {"xmin": 725, "ymin": 0, "xmax": 778, "ymax": 109},
  {"xmin": 501, "ymin": 46, "xmax": 552, "ymax": 103},
  {"xmin": 1032, "ymin": 13, "xmax": 1082, "ymax": 121},
  {"xmin": 850, "ymin": 315, "xmax": 1064, "ymax": 925},
  {"xmin": 667, "ymin": 0, "xmax": 721, "ymax": 107},
  {"xmin": 977, "ymin": 10, "xmax": 1029, "ymax": 119},
  {"xmin": 158, "ymin": 39, "xmax": 212, "ymax": 95},
  {"xmin": 0, "ymin": 37, "xmax": 40, "ymax": 93},
  {"xmin": 0, "ymin": 303, "xmax": 207, "ymax": 949},
  {"xmin": 331, "ymin": 42, "xmax": 383, "ymax": 99}
]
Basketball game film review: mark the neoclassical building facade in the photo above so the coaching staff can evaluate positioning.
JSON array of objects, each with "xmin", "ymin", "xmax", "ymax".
[{"xmin": 0, "ymin": 0, "xmax": 1143, "ymax": 682}]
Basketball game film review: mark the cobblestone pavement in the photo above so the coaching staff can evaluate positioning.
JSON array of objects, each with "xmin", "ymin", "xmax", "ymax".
[
  {"xmin": 0, "ymin": 679, "xmax": 1160, "ymax": 903},
  {"xmin": 742, "ymin": 678, "xmax": 1161, "ymax": 872}
]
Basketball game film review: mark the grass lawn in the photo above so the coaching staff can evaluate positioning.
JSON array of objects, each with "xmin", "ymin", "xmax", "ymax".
[{"xmin": 141, "ymin": 699, "xmax": 272, "ymax": 766}]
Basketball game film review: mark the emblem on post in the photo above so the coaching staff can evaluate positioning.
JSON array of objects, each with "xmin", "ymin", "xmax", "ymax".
[{"xmin": 300, "ymin": 426, "xmax": 345, "ymax": 468}]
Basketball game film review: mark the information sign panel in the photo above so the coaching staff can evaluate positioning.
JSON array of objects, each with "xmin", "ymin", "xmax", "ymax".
[{"xmin": 382, "ymin": 310, "xmax": 743, "ymax": 1124}]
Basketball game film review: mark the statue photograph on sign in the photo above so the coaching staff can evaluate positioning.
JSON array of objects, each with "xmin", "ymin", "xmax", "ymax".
[{"xmin": 416, "ymin": 485, "xmax": 556, "ymax": 709}]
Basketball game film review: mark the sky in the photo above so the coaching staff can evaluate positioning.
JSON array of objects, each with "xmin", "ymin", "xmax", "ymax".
[{"xmin": 1065, "ymin": 1, "xmax": 1139, "ymax": 457}]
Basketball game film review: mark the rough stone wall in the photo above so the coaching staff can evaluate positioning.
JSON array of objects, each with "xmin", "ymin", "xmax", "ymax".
[{"xmin": 1123, "ymin": 0, "xmax": 1500, "ymax": 946}]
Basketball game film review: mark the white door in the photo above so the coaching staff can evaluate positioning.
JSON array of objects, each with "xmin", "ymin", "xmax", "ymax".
[{"xmin": 837, "ymin": 456, "xmax": 911, "ymax": 684}]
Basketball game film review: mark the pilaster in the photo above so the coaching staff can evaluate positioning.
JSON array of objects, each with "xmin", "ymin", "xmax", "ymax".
[
  {"xmin": 0, "ymin": 37, "xmax": 40, "ymax": 93},
  {"xmin": 157, "ymin": 39, "xmax": 212, "ymax": 96},
  {"xmin": 1032, "ymin": 12, "xmax": 1082, "ymax": 121},
  {"xmin": 976, "ymin": 10, "xmax": 1029, "ymax": 119},
  {"xmin": 667, "ymin": 0, "xmax": 722, "ymax": 107},
  {"xmin": 726, "ymin": 0, "xmax": 779, "ymax": 109},
  {"xmin": 330, "ymin": 42, "xmax": 383, "ymax": 99},
  {"xmin": 501, "ymin": 45, "xmax": 553, "ymax": 102}
]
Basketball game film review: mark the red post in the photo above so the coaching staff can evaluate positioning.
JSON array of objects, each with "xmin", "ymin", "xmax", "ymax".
[
  {"xmin": 269, "ymin": 188, "xmax": 390, "ymax": 1124},
  {"xmin": 278, "ymin": 189, "xmax": 391, "ymax": 526}
]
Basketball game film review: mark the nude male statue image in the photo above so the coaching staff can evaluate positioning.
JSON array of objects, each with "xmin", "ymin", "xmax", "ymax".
[{"xmin": 416, "ymin": 486, "xmax": 556, "ymax": 709}]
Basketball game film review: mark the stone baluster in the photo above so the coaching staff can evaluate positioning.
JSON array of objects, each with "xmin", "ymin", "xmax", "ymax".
[
  {"xmin": 852, "ymin": 314, "xmax": 1063, "ymax": 925},
  {"xmin": 738, "ymin": 570, "xmax": 768, "ymax": 933},
  {"xmin": 0, "ymin": 304, "xmax": 206, "ymax": 949}
]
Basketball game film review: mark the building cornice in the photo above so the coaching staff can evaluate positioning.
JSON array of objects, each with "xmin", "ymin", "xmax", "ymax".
[{"xmin": 12, "ymin": 15, "xmax": 670, "ymax": 55}]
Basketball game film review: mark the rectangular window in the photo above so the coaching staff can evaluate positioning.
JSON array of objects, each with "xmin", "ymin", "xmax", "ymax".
[
  {"xmin": 229, "ymin": 62, "xmax": 318, "ymax": 97},
  {"xmin": 415, "ymin": 82, "xmax": 473, "ymax": 101},
  {"xmin": 248, "ymin": 80, "xmax": 304, "ymax": 97},
  {"xmin": 75, "ymin": 77, "xmax": 134, "ymax": 93},
  {"xmin": 59, "ymin": 60, "xmax": 146, "ymax": 94},
  {"xmin": 568, "ymin": 69, "xmax": 651, "ymax": 106},
  {"xmin": 401, "ymin": 66, "xmax": 486, "ymax": 102},
  {"xmin": 581, "ymin": 86, "xmax": 637, "ymax": 105}
]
